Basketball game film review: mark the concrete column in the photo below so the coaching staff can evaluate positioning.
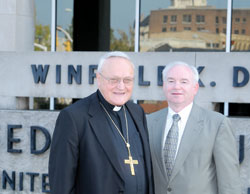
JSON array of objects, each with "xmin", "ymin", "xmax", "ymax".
[{"xmin": 0, "ymin": 0, "xmax": 34, "ymax": 109}]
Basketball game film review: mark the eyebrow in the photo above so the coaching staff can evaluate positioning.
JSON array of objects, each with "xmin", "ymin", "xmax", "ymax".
[{"xmin": 167, "ymin": 78, "xmax": 190, "ymax": 81}]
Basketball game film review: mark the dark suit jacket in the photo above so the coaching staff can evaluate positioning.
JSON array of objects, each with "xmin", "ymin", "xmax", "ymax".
[{"xmin": 49, "ymin": 91, "xmax": 154, "ymax": 194}]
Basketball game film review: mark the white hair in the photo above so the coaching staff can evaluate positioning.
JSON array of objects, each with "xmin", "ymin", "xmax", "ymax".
[
  {"xmin": 162, "ymin": 61, "xmax": 199, "ymax": 83},
  {"xmin": 97, "ymin": 51, "xmax": 134, "ymax": 72}
]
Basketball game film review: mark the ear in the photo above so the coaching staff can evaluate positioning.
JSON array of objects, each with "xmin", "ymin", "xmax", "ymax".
[
  {"xmin": 96, "ymin": 72, "xmax": 100, "ymax": 79},
  {"xmin": 194, "ymin": 82, "xmax": 199, "ymax": 95},
  {"xmin": 96, "ymin": 72, "xmax": 101, "ymax": 86}
]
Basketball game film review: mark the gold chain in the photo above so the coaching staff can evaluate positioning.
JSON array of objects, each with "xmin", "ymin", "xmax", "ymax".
[
  {"xmin": 100, "ymin": 102, "xmax": 129, "ymax": 146},
  {"xmin": 100, "ymin": 102, "xmax": 139, "ymax": 175}
]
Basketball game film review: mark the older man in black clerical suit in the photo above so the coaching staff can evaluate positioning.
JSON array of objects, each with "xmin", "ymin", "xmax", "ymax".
[{"xmin": 49, "ymin": 51, "xmax": 154, "ymax": 194}]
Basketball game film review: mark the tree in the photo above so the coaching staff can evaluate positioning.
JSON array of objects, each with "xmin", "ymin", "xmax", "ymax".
[
  {"xmin": 110, "ymin": 26, "xmax": 134, "ymax": 51},
  {"xmin": 34, "ymin": 24, "xmax": 51, "ymax": 51}
]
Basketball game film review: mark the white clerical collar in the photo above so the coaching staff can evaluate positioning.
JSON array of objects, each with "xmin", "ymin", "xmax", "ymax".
[{"xmin": 113, "ymin": 106, "xmax": 122, "ymax": 111}]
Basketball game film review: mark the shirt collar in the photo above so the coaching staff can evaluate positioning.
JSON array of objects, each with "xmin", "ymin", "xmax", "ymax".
[
  {"xmin": 97, "ymin": 90, "xmax": 122, "ymax": 112},
  {"xmin": 168, "ymin": 103, "xmax": 193, "ymax": 122}
]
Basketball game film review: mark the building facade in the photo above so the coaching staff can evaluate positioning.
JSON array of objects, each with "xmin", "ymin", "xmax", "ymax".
[{"xmin": 140, "ymin": 8, "xmax": 250, "ymax": 52}]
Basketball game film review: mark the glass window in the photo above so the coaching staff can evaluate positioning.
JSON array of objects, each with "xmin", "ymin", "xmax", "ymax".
[
  {"xmin": 216, "ymin": 28, "xmax": 219, "ymax": 34},
  {"xmin": 215, "ymin": 16, "xmax": 219, "ymax": 24},
  {"xmin": 196, "ymin": 15, "xmax": 205, "ymax": 23},
  {"xmin": 34, "ymin": 0, "xmax": 52, "ymax": 51},
  {"xmin": 222, "ymin": 17, "xmax": 227, "ymax": 24},
  {"xmin": 184, "ymin": 27, "xmax": 191, "ymax": 31},
  {"xmin": 183, "ymin": 14, "xmax": 192, "ymax": 23},
  {"xmin": 170, "ymin": 27, "xmax": 177, "ymax": 32},
  {"xmin": 232, "ymin": 0, "xmax": 250, "ymax": 51},
  {"xmin": 140, "ymin": 0, "xmax": 227, "ymax": 52},
  {"xmin": 57, "ymin": 0, "xmax": 73, "ymax": 52},
  {"xmin": 162, "ymin": 27, "xmax": 167, "ymax": 32},
  {"xmin": 110, "ymin": 0, "xmax": 135, "ymax": 51},
  {"xmin": 235, "ymin": 18, "xmax": 240, "ymax": 22},
  {"xmin": 234, "ymin": 30, "xmax": 239, "ymax": 34},
  {"xmin": 34, "ymin": 0, "xmax": 73, "ymax": 110},
  {"xmin": 163, "ymin": 15, "xmax": 168, "ymax": 23},
  {"xmin": 34, "ymin": 0, "xmax": 73, "ymax": 52},
  {"xmin": 197, "ymin": 27, "xmax": 205, "ymax": 31},
  {"xmin": 171, "ymin": 15, "xmax": 177, "ymax": 23}
]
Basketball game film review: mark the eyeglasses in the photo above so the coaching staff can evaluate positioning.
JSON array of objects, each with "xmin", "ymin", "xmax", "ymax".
[{"xmin": 99, "ymin": 73, "xmax": 134, "ymax": 86}]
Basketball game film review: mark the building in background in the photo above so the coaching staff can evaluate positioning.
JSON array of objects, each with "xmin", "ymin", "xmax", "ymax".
[
  {"xmin": 1, "ymin": 1, "xmax": 250, "ymax": 193},
  {"xmin": 140, "ymin": 3, "xmax": 250, "ymax": 52},
  {"xmin": 3, "ymin": 0, "xmax": 248, "ymax": 115}
]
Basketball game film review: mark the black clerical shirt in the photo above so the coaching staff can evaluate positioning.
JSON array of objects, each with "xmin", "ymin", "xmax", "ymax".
[{"xmin": 97, "ymin": 90, "xmax": 147, "ymax": 194}]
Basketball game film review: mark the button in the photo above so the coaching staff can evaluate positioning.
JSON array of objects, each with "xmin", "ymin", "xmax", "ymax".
[{"xmin": 167, "ymin": 187, "xmax": 172, "ymax": 192}]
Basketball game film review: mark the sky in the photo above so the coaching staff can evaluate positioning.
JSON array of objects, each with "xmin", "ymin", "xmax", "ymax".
[
  {"xmin": 35, "ymin": 0, "xmax": 73, "ymax": 30},
  {"xmin": 35, "ymin": 0, "xmax": 250, "ymax": 37}
]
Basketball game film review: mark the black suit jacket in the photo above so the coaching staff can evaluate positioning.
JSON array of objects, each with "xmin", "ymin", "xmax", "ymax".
[{"xmin": 49, "ymin": 91, "xmax": 154, "ymax": 194}]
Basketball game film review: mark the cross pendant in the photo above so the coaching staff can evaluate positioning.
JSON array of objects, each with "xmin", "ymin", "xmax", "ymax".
[{"xmin": 124, "ymin": 156, "xmax": 139, "ymax": 176}]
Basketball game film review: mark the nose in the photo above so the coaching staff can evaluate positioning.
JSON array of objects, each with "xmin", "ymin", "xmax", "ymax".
[
  {"xmin": 116, "ymin": 80, "xmax": 125, "ymax": 89},
  {"xmin": 173, "ymin": 82, "xmax": 181, "ymax": 89}
]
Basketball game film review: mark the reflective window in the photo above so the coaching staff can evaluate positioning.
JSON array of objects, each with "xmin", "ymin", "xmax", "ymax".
[
  {"xmin": 184, "ymin": 27, "xmax": 191, "ymax": 31},
  {"xmin": 57, "ymin": 0, "xmax": 73, "ymax": 52},
  {"xmin": 140, "ymin": 0, "xmax": 227, "ymax": 52},
  {"xmin": 34, "ymin": 0, "xmax": 51, "ymax": 51},
  {"xmin": 232, "ymin": 0, "xmax": 250, "ymax": 51},
  {"xmin": 222, "ymin": 17, "xmax": 227, "ymax": 24},
  {"xmin": 171, "ymin": 15, "xmax": 177, "ymax": 23},
  {"xmin": 163, "ymin": 15, "xmax": 168, "ymax": 23},
  {"xmin": 216, "ymin": 28, "xmax": 219, "ymax": 34},
  {"xmin": 34, "ymin": 0, "xmax": 73, "ymax": 52},
  {"xmin": 183, "ymin": 14, "xmax": 192, "ymax": 23},
  {"xmin": 196, "ymin": 15, "xmax": 205, "ymax": 23},
  {"xmin": 170, "ymin": 27, "xmax": 177, "ymax": 32},
  {"xmin": 34, "ymin": 0, "xmax": 73, "ymax": 110},
  {"xmin": 110, "ymin": 0, "xmax": 135, "ymax": 51},
  {"xmin": 215, "ymin": 16, "xmax": 219, "ymax": 24}
]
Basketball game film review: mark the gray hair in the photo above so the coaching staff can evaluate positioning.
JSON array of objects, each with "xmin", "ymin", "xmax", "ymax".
[
  {"xmin": 97, "ymin": 51, "xmax": 134, "ymax": 72},
  {"xmin": 162, "ymin": 61, "xmax": 199, "ymax": 83}
]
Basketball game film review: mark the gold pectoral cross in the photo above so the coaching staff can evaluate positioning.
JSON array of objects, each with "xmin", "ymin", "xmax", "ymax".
[{"xmin": 124, "ymin": 156, "xmax": 139, "ymax": 176}]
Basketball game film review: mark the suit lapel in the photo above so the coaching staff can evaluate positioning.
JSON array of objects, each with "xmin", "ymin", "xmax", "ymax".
[
  {"xmin": 150, "ymin": 108, "xmax": 169, "ymax": 181},
  {"xmin": 88, "ymin": 93, "xmax": 124, "ymax": 182},
  {"xmin": 170, "ymin": 104, "xmax": 203, "ymax": 180}
]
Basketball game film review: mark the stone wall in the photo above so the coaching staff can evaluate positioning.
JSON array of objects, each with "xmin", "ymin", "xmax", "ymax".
[{"xmin": 0, "ymin": 110, "xmax": 58, "ymax": 193}]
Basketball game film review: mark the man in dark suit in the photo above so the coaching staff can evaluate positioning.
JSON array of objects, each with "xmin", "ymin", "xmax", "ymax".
[
  {"xmin": 147, "ymin": 61, "xmax": 241, "ymax": 194},
  {"xmin": 49, "ymin": 51, "xmax": 154, "ymax": 194}
]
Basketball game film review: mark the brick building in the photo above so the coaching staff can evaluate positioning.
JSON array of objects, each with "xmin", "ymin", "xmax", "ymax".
[{"xmin": 140, "ymin": 7, "xmax": 250, "ymax": 51}]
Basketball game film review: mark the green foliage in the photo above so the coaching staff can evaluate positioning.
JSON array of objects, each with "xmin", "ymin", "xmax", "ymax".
[
  {"xmin": 34, "ymin": 24, "xmax": 51, "ymax": 51},
  {"xmin": 34, "ymin": 22, "xmax": 134, "ymax": 52},
  {"xmin": 110, "ymin": 26, "xmax": 135, "ymax": 51}
]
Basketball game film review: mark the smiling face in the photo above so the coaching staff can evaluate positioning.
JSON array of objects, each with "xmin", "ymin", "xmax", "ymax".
[
  {"xmin": 163, "ymin": 65, "xmax": 199, "ymax": 112},
  {"xmin": 96, "ymin": 57, "xmax": 134, "ymax": 106}
]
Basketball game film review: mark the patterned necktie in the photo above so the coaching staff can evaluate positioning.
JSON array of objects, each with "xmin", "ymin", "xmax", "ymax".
[{"xmin": 163, "ymin": 114, "xmax": 181, "ymax": 179}]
